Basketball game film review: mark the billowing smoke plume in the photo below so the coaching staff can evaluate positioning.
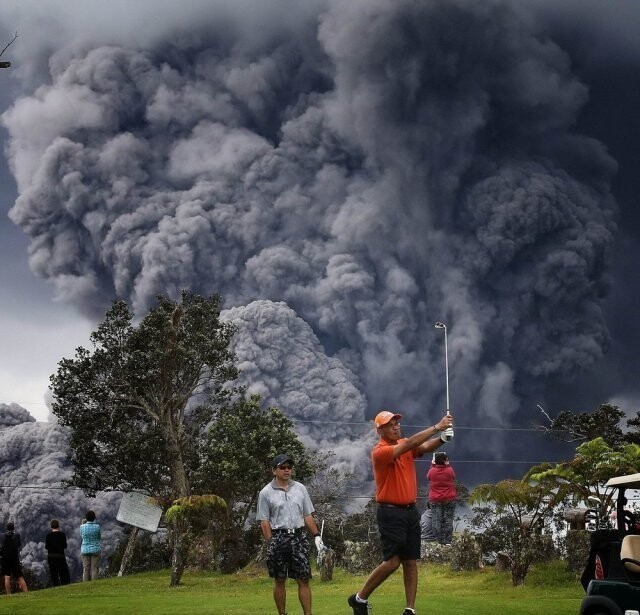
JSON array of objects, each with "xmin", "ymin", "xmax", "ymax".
[
  {"xmin": 2, "ymin": 0, "xmax": 618, "ymax": 467},
  {"xmin": 224, "ymin": 300, "xmax": 372, "ymax": 478},
  {"xmin": 0, "ymin": 404, "xmax": 121, "ymax": 583},
  {"xmin": 0, "ymin": 403, "xmax": 34, "ymax": 428}
]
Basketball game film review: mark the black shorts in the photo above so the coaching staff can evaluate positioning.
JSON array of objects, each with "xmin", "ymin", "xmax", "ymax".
[
  {"xmin": 1, "ymin": 558, "xmax": 23, "ymax": 578},
  {"xmin": 377, "ymin": 505, "xmax": 421, "ymax": 561},
  {"xmin": 266, "ymin": 531, "xmax": 311, "ymax": 580}
]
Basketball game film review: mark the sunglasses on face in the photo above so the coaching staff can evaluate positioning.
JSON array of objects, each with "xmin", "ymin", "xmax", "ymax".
[{"xmin": 277, "ymin": 465, "xmax": 293, "ymax": 470}]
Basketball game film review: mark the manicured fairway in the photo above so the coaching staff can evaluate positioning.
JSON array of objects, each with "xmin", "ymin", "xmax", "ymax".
[{"xmin": 0, "ymin": 561, "xmax": 583, "ymax": 614}]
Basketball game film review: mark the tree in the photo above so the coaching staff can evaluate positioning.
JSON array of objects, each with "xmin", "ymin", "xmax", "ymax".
[
  {"xmin": 624, "ymin": 411, "xmax": 640, "ymax": 445},
  {"xmin": 50, "ymin": 291, "xmax": 238, "ymax": 585},
  {"xmin": 191, "ymin": 395, "xmax": 316, "ymax": 571},
  {"xmin": 469, "ymin": 479, "xmax": 561, "ymax": 585},
  {"xmin": 0, "ymin": 31, "xmax": 17, "ymax": 69},
  {"xmin": 526, "ymin": 437, "xmax": 640, "ymax": 522},
  {"xmin": 537, "ymin": 403, "xmax": 626, "ymax": 445}
]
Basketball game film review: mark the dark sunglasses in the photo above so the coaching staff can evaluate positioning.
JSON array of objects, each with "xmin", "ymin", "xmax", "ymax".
[{"xmin": 277, "ymin": 465, "xmax": 293, "ymax": 470}]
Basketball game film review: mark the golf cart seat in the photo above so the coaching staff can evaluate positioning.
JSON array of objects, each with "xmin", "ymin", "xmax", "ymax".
[{"xmin": 620, "ymin": 534, "xmax": 640, "ymax": 575}]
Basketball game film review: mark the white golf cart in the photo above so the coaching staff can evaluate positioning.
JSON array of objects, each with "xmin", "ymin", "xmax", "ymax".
[{"xmin": 579, "ymin": 473, "xmax": 640, "ymax": 615}]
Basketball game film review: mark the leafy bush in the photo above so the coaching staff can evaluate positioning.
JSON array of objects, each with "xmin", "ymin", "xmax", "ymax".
[
  {"xmin": 563, "ymin": 530, "xmax": 590, "ymax": 572},
  {"xmin": 341, "ymin": 540, "xmax": 382, "ymax": 573},
  {"xmin": 450, "ymin": 531, "xmax": 482, "ymax": 571},
  {"xmin": 421, "ymin": 541, "xmax": 453, "ymax": 564},
  {"xmin": 470, "ymin": 505, "xmax": 558, "ymax": 585}
]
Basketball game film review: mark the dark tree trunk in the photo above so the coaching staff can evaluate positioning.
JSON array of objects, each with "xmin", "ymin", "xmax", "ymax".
[
  {"xmin": 170, "ymin": 518, "xmax": 189, "ymax": 587},
  {"xmin": 165, "ymin": 416, "xmax": 191, "ymax": 587}
]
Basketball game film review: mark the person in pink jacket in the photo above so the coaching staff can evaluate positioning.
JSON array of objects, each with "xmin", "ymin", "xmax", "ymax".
[{"xmin": 427, "ymin": 452, "xmax": 456, "ymax": 545}]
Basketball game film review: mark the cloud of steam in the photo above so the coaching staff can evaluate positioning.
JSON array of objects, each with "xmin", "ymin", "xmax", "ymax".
[
  {"xmin": 2, "ymin": 0, "xmax": 618, "ymax": 467},
  {"xmin": 0, "ymin": 405, "xmax": 121, "ymax": 583}
]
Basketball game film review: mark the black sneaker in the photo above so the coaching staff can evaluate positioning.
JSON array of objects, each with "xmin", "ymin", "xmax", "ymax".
[
  {"xmin": 348, "ymin": 593, "xmax": 371, "ymax": 614},
  {"xmin": 401, "ymin": 610, "xmax": 416, "ymax": 615}
]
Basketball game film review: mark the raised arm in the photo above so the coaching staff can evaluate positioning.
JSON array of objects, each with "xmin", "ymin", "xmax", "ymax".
[{"xmin": 393, "ymin": 412, "xmax": 453, "ymax": 458}]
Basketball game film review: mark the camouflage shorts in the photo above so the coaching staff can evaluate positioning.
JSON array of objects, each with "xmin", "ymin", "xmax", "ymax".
[{"xmin": 266, "ymin": 531, "xmax": 311, "ymax": 580}]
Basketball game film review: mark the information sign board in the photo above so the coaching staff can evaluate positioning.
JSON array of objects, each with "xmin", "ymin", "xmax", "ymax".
[{"xmin": 116, "ymin": 492, "xmax": 163, "ymax": 532}]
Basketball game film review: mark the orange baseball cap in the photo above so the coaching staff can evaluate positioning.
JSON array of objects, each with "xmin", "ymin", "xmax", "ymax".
[{"xmin": 374, "ymin": 410, "xmax": 402, "ymax": 428}]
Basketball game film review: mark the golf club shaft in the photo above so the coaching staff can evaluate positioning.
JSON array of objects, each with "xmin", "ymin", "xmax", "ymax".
[{"xmin": 444, "ymin": 326, "xmax": 450, "ymax": 414}]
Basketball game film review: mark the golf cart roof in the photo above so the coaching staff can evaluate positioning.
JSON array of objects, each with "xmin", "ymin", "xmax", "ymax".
[{"xmin": 606, "ymin": 473, "xmax": 640, "ymax": 489}]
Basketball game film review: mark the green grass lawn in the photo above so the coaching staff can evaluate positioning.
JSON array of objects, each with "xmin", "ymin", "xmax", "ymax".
[{"xmin": 0, "ymin": 561, "xmax": 584, "ymax": 615}]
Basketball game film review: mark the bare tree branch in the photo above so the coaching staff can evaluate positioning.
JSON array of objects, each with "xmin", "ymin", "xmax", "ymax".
[
  {"xmin": 533, "ymin": 402, "xmax": 629, "ymax": 444},
  {"xmin": 0, "ymin": 31, "xmax": 18, "ymax": 69},
  {"xmin": 536, "ymin": 404, "xmax": 553, "ymax": 424},
  {"xmin": 0, "ymin": 31, "xmax": 18, "ymax": 58},
  {"xmin": 533, "ymin": 403, "xmax": 588, "ymax": 442}
]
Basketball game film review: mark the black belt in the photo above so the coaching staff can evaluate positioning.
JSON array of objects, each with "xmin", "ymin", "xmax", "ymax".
[
  {"xmin": 272, "ymin": 527, "xmax": 305, "ymax": 535},
  {"xmin": 378, "ymin": 502, "xmax": 416, "ymax": 509}
]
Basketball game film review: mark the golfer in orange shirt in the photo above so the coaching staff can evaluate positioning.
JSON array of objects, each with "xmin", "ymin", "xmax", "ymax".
[{"xmin": 348, "ymin": 410, "xmax": 453, "ymax": 615}]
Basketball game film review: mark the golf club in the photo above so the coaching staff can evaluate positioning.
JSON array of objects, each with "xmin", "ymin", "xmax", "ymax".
[{"xmin": 434, "ymin": 322, "xmax": 453, "ymax": 441}]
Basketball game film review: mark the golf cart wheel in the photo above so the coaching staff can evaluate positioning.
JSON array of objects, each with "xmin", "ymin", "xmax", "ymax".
[
  {"xmin": 580, "ymin": 596, "xmax": 624, "ymax": 615},
  {"xmin": 581, "ymin": 605, "xmax": 622, "ymax": 615}
]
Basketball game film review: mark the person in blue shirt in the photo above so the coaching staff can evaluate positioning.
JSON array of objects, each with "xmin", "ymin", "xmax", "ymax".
[{"xmin": 80, "ymin": 511, "xmax": 101, "ymax": 581}]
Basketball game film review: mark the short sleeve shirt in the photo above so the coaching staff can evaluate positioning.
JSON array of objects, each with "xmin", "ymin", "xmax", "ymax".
[
  {"xmin": 80, "ymin": 521, "xmax": 101, "ymax": 555},
  {"xmin": 256, "ymin": 479, "xmax": 315, "ymax": 529},
  {"xmin": 372, "ymin": 437, "xmax": 421, "ymax": 505}
]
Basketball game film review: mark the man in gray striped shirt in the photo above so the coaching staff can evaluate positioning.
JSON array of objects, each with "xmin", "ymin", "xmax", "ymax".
[{"xmin": 257, "ymin": 454, "xmax": 325, "ymax": 615}]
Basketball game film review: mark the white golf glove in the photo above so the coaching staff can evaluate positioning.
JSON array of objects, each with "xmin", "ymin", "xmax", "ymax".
[
  {"xmin": 440, "ymin": 427, "xmax": 454, "ymax": 442},
  {"xmin": 314, "ymin": 536, "xmax": 326, "ymax": 552}
]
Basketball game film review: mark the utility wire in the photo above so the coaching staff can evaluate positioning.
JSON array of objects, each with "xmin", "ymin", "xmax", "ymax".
[
  {"xmin": 293, "ymin": 418, "xmax": 541, "ymax": 432},
  {"xmin": 1, "ymin": 485, "xmax": 638, "ymax": 503},
  {"xmin": 0, "ymin": 403, "xmax": 555, "ymax": 433}
]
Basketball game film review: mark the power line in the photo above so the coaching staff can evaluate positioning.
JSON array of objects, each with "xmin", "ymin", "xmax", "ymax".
[
  {"xmin": 415, "ymin": 459, "xmax": 564, "ymax": 464},
  {"xmin": 0, "ymin": 405, "xmax": 553, "ymax": 433},
  {"xmin": 0, "ymin": 402, "xmax": 543, "ymax": 430},
  {"xmin": 1, "ymin": 485, "xmax": 637, "ymax": 504},
  {"xmin": 291, "ymin": 418, "xmax": 543, "ymax": 432},
  {"xmin": 0, "ymin": 484, "xmax": 79, "ymax": 491}
]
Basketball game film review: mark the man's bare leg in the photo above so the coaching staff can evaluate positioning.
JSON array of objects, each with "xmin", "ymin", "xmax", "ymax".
[
  {"xmin": 273, "ymin": 577, "xmax": 286, "ymax": 614},
  {"xmin": 402, "ymin": 559, "xmax": 418, "ymax": 609},
  {"xmin": 357, "ymin": 555, "xmax": 402, "ymax": 599},
  {"xmin": 297, "ymin": 578, "xmax": 311, "ymax": 614}
]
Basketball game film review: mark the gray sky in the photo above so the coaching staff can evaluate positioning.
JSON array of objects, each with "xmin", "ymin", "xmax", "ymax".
[
  {"xmin": 1, "ymin": 0, "xmax": 640, "ymax": 487},
  {"xmin": 0, "ymin": 79, "xmax": 92, "ymax": 421}
]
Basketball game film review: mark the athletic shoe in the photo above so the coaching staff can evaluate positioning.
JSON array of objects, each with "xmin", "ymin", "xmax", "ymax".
[
  {"xmin": 401, "ymin": 610, "xmax": 416, "ymax": 615},
  {"xmin": 348, "ymin": 593, "xmax": 371, "ymax": 614}
]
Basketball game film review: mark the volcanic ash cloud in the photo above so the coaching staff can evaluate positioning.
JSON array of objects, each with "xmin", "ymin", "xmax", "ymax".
[{"xmin": 3, "ymin": 0, "xmax": 618, "ymax": 437}]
